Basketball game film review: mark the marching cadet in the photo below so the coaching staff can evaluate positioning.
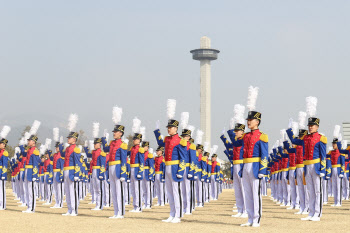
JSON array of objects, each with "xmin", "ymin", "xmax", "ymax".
[
  {"xmin": 0, "ymin": 136, "xmax": 10, "ymax": 210},
  {"xmin": 124, "ymin": 155, "xmax": 131, "ymax": 206},
  {"xmin": 231, "ymin": 110, "xmax": 268, "ymax": 227},
  {"xmin": 51, "ymin": 142, "xmax": 64, "ymax": 208},
  {"xmin": 330, "ymin": 138, "xmax": 345, "ymax": 207},
  {"xmin": 225, "ymin": 123, "xmax": 247, "ymax": 218},
  {"xmin": 85, "ymin": 138, "xmax": 106, "ymax": 210},
  {"xmin": 202, "ymin": 152, "xmax": 210, "ymax": 203},
  {"xmin": 154, "ymin": 146, "xmax": 165, "ymax": 206},
  {"xmin": 39, "ymin": 156, "xmax": 45, "ymax": 201},
  {"xmin": 187, "ymin": 138, "xmax": 197, "ymax": 214},
  {"xmin": 143, "ymin": 145, "xmax": 155, "ymax": 209},
  {"xmin": 287, "ymin": 115, "xmax": 327, "ymax": 221},
  {"xmin": 286, "ymin": 122, "xmax": 309, "ymax": 215},
  {"xmin": 19, "ymin": 135, "xmax": 40, "ymax": 213},
  {"xmin": 102, "ymin": 124, "xmax": 128, "ymax": 219},
  {"xmin": 344, "ymin": 155, "xmax": 349, "ymax": 200},
  {"xmin": 210, "ymin": 154, "xmax": 220, "ymax": 201},
  {"xmin": 59, "ymin": 132, "xmax": 82, "ymax": 216},
  {"xmin": 17, "ymin": 148, "xmax": 26, "ymax": 206},
  {"xmin": 140, "ymin": 141, "xmax": 150, "ymax": 208},
  {"xmin": 103, "ymin": 151, "xmax": 111, "ymax": 208},
  {"xmin": 43, "ymin": 150, "xmax": 53, "ymax": 205},
  {"xmin": 283, "ymin": 141, "xmax": 299, "ymax": 210},
  {"xmin": 278, "ymin": 144, "xmax": 290, "ymax": 207},
  {"xmin": 195, "ymin": 144, "xmax": 204, "ymax": 208}
]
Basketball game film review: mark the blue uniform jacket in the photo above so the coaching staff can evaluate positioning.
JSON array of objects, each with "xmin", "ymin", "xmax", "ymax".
[{"xmin": 19, "ymin": 145, "xmax": 40, "ymax": 181}]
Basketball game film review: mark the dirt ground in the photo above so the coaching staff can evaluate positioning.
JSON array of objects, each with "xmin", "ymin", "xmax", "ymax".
[{"xmin": 1, "ymin": 188, "xmax": 350, "ymax": 233}]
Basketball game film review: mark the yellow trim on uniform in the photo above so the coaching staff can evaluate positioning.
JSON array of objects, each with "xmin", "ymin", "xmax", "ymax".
[
  {"xmin": 180, "ymin": 139, "xmax": 187, "ymax": 147},
  {"xmin": 165, "ymin": 160, "xmax": 180, "ymax": 166},
  {"xmin": 185, "ymin": 163, "xmax": 190, "ymax": 167},
  {"xmin": 74, "ymin": 147, "xmax": 81, "ymax": 154},
  {"xmin": 289, "ymin": 167, "xmax": 296, "ymax": 170},
  {"xmin": 296, "ymin": 164, "xmax": 304, "ymax": 168},
  {"xmin": 320, "ymin": 135, "xmax": 327, "ymax": 144},
  {"xmin": 144, "ymin": 166, "xmax": 150, "ymax": 169},
  {"xmin": 20, "ymin": 168, "xmax": 25, "ymax": 171},
  {"xmin": 50, "ymin": 161, "xmax": 53, "ymax": 165},
  {"xmin": 281, "ymin": 168, "xmax": 289, "ymax": 172},
  {"xmin": 109, "ymin": 161, "xmax": 121, "ymax": 166},
  {"xmin": 233, "ymin": 160, "xmax": 243, "ymax": 165},
  {"xmin": 259, "ymin": 133, "xmax": 268, "ymax": 142},
  {"xmin": 155, "ymin": 171, "xmax": 163, "ymax": 174},
  {"xmin": 304, "ymin": 158, "xmax": 320, "ymax": 165},
  {"xmin": 92, "ymin": 166, "xmax": 101, "ymax": 169},
  {"xmin": 25, "ymin": 165, "xmax": 33, "ymax": 169},
  {"xmin": 130, "ymin": 163, "xmax": 140, "ymax": 168},
  {"xmin": 63, "ymin": 166, "xmax": 74, "ymax": 171},
  {"xmin": 243, "ymin": 158, "xmax": 261, "ymax": 163},
  {"xmin": 332, "ymin": 164, "xmax": 341, "ymax": 168},
  {"xmin": 190, "ymin": 143, "xmax": 196, "ymax": 150},
  {"xmin": 44, "ymin": 172, "xmax": 49, "ymax": 175},
  {"xmin": 53, "ymin": 169, "xmax": 60, "ymax": 172}
]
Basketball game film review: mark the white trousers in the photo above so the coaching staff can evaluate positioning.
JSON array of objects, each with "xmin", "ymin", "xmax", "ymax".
[
  {"xmin": 322, "ymin": 179, "xmax": 328, "ymax": 203},
  {"xmin": 342, "ymin": 176, "xmax": 349, "ymax": 199},
  {"xmin": 155, "ymin": 174, "xmax": 164, "ymax": 205},
  {"xmin": 130, "ymin": 168, "xmax": 142, "ymax": 211},
  {"xmin": 331, "ymin": 168, "xmax": 341, "ymax": 205},
  {"xmin": 40, "ymin": 180, "xmax": 45, "ymax": 200},
  {"xmin": 92, "ymin": 170, "xmax": 103, "ymax": 209},
  {"xmin": 296, "ymin": 168, "xmax": 306, "ymax": 211},
  {"xmin": 123, "ymin": 181, "xmax": 130, "ymax": 204},
  {"xmin": 195, "ymin": 180, "xmax": 204, "ymax": 206},
  {"xmin": 0, "ymin": 180, "xmax": 6, "ymax": 209},
  {"xmin": 233, "ymin": 164, "xmax": 246, "ymax": 213},
  {"xmin": 181, "ymin": 170, "xmax": 191, "ymax": 212},
  {"xmin": 289, "ymin": 170, "xmax": 298, "ymax": 207},
  {"xmin": 165, "ymin": 165, "xmax": 183, "ymax": 218},
  {"xmin": 210, "ymin": 175, "xmax": 218, "ymax": 200},
  {"xmin": 242, "ymin": 163, "xmax": 262, "ymax": 224},
  {"xmin": 305, "ymin": 164, "xmax": 323, "ymax": 218},
  {"xmin": 109, "ymin": 165, "xmax": 124, "ymax": 216},
  {"xmin": 282, "ymin": 171, "xmax": 290, "ymax": 205},
  {"xmin": 53, "ymin": 172, "xmax": 63, "ymax": 207},
  {"xmin": 261, "ymin": 178, "xmax": 267, "ymax": 196},
  {"xmin": 19, "ymin": 171, "xmax": 25, "ymax": 203},
  {"xmin": 63, "ymin": 170, "xmax": 78, "ymax": 215},
  {"xmin": 144, "ymin": 180, "xmax": 153, "ymax": 207},
  {"xmin": 44, "ymin": 176, "xmax": 53, "ymax": 204},
  {"xmin": 104, "ymin": 179, "xmax": 111, "ymax": 207}
]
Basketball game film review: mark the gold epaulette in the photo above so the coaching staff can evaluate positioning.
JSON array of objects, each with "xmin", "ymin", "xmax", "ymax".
[
  {"xmin": 260, "ymin": 133, "xmax": 268, "ymax": 143},
  {"xmin": 74, "ymin": 147, "xmax": 81, "ymax": 154}
]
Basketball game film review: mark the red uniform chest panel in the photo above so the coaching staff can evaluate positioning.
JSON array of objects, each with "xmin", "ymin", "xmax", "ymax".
[
  {"xmin": 91, "ymin": 149, "xmax": 101, "ymax": 166},
  {"xmin": 64, "ymin": 145, "xmax": 76, "ymax": 167},
  {"xmin": 243, "ymin": 130, "xmax": 261, "ymax": 158},
  {"xmin": 0, "ymin": 150, "xmax": 3, "ymax": 160},
  {"xmin": 331, "ymin": 150, "xmax": 340, "ymax": 165},
  {"xmin": 105, "ymin": 153, "xmax": 109, "ymax": 166},
  {"xmin": 282, "ymin": 158, "xmax": 288, "ymax": 168},
  {"xmin": 274, "ymin": 162, "xmax": 278, "ymax": 170},
  {"xmin": 289, "ymin": 153, "xmax": 296, "ymax": 167},
  {"xmin": 44, "ymin": 159, "xmax": 50, "ymax": 172},
  {"xmin": 296, "ymin": 146, "xmax": 304, "ymax": 164},
  {"xmin": 130, "ymin": 145, "xmax": 140, "ymax": 164},
  {"xmin": 53, "ymin": 153, "xmax": 61, "ymax": 169},
  {"xmin": 144, "ymin": 151, "xmax": 149, "ymax": 163},
  {"xmin": 271, "ymin": 166, "xmax": 275, "ymax": 172},
  {"xmin": 211, "ymin": 161, "xmax": 217, "ymax": 173},
  {"xmin": 346, "ymin": 161, "xmax": 349, "ymax": 170},
  {"xmin": 26, "ymin": 147, "xmax": 36, "ymax": 165},
  {"xmin": 39, "ymin": 166, "xmax": 43, "ymax": 174},
  {"xmin": 198, "ymin": 153, "xmax": 202, "ymax": 162},
  {"xmin": 233, "ymin": 146, "xmax": 242, "ymax": 160},
  {"xmin": 155, "ymin": 156, "xmax": 163, "ymax": 171},
  {"xmin": 164, "ymin": 134, "xmax": 181, "ymax": 162},
  {"xmin": 278, "ymin": 161, "xmax": 282, "ymax": 170},
  {"xmin": 109, "ymin": 139, "xmax": 122, "ymax": 162},
  {"xmin": 303, "ymin": 133, "xmax": 321, "ymax": 160}
]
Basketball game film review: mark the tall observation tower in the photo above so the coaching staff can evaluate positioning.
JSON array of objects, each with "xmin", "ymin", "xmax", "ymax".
[{"xmin": 190, "ymin": 36, "xmax": 220, "ymax": 145}]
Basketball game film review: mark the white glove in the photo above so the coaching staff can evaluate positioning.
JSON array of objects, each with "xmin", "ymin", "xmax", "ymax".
[
  {"xmin": 319, "ymin": 173, "xmax": 325, "ymax": 178},
  {"xmin": 74, "ymin": 177, "xmax": 79, "ymax": 181},
  {"xmin": 1, "ymin": 177, "xmax": 5, "ymax": 180},
  {"xmin": 161, "ymin": 179, "xmax": 165, "ymax": 182},
  {"xmin": 127, "ymin": 180, "xmax": 130, "ymax": 183},
  {"xmin": 176, "ymin": 174, "xmax": 182, "ymax": 179},
  {"xmin": 201, "ymin": 179, "xmax": 204, "ymax": 182},
  {"xmin": 221, "ymin": 127, "xmax": 226, "ymax": 135},
  {"xmin": 32, "ymin": 178, "xmax": 36, "ymax": 182},
  {"xmin": 326, "ymin": 176, "xmax": 330, "ymax": 180},
  {"xmin": 60, "ymin": 179, "xmax": 63, "ymax": 182},
  {"xmin": 137, "ymin": 174, "xmax": 141, "ymax": 178},
  {"xmin": 155, "ymin": 120, "xmax": 160, "ymax": 129},
  {"xmin": 339, "ymin": 174, "xmax": 344, "ymax": 178},
  {"xmin": 288, "ymin": 118, "xmax": 293, "ymax": 128},
  {"xmin": 187, "ymin": 174, "xmax": 193, "ymax": 178},
  {"xmin": 107, "ymin": 179, "xmax": 110, "ymax": 182},
  {"xmin": 120, "ymin": 177, "xmax": 125, "ymax": 182},
  {"xmin": 216, "ymin": 178, "xmax": 219, "ymax": 181},
  {"xmin": 194, "ymin": 176, "xmax": 198, "ymax": 179},
  {"xmin": 258, "ymin": 174, "xmax": 265, "ymax": 179},
  {"xmin": 99, "ymin": 176, "xmax": 103, "ymax": 179}
]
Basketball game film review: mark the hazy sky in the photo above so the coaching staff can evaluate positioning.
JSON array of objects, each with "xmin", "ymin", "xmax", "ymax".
[{"xmin": 1, "ymin": 1, "xmax": 350, "ymax": 159}]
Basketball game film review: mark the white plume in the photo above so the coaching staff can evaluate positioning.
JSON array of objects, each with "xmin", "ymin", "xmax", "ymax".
[
  {"xmin": 78, "ymin": 145, "xmax": 83, "ymax": 152},
  {"xmin": 233, "ymin": 104, "xmax": 246, "ymax": 124},
  {"xmin": 132, "ymin": 117, "xmax": 141, "ymax": 134},
  {"xmin": 333, "ymin": 125, "xmax": 341, "ymax": 139},
  {"xmin": 123, "ymin": 138, "xmax": 129, "ymax": 145},
  {"xmin": 306, "ymin": 96, "xmax": 318, "ymax": 117},
  {"xmin": 112, "ymin": 106, "xmax": 123, "ymax": 124},
  {"xmin": 187, "ymin": 125, "xmax": 195, "ymax": 137},
  {"xmin": 53, "ymin": 127, "xmax": 59, "ymax": 142},
  {"xmin": 246, "ymin": 86, "xmax": 259, "ymax": 111},
  {"xmin": 339, "ymin": 134, "xmax": 343, "ymax": 142},
  {"xmin": 84, "ymin": 140, "xmax": 88, "ymax": 147},
  {"xmin": 167, "ymin": 99, "xmax": 177, "ymax": 119},
  {"xmin": 45, "ymin": 138, "xmax": 52, "ymax": 150},
  {"xmin": 280, "ymin": 129, "xmax": 286, "ymax": 141},
  {"xmin": 203, "ymin": 141, "xmax": 210, "ymax": 152},
  {"xmin": 92, "ymin": 122, "xmax": 100, "ymax": 138},
  {"xmin": 59, "ymin": 136, "xmax": 64, "ymax": 143},
  {"xmin": 195, "ymin": 130, "xmax": 204, "ymax": 145},
  {"xmin": 298, "ymin": 111, "xmax": 307, "ymax": 129},
  {"xmin": 15, "ymin": 147, "xmax": 20, "ymax": 154},
  {"xmin": 19, "ymin": 137, "xmax": 26, "ymax": 146},
  {"xmin": 89, "ymin": 140, "xmax": 94, "ymax": 150},
  {"xmin": 105, "ymin": 133, "xmax": 109, "ymax": 142},
  {"xmin": 292, "ymin": 122, "xmax": 299, "ymax": 136},
  {"xmin": 211, "ymin": 145, "xmax": 218, "ymax": 155},
  {"xmin": 149, "ymin": 148, "xmax": 154, "ymax": 154},
  {"xmin": 29, "ymin": 120, "xmax": 41, "ymax": 136},
  {"xmin": 24, "ymin": 132, "xmax": 31, "ymax": 141},
  {"xmin": 180, "ymin": 112, "xmax": 189, "ymax": 129},
  {"xmin": 328, "ymin": 146, "xmax": 333, "ymax": 152},
  {"xmin": 342, "ymin": 140, "xmax": 348, "ymax": 149},
  {"xmin": 0, "ymin": 125, "xmax": 11, "ymax": 139},
  {"xmin": 39, "ymin": 145, "xmax": 46, "ymax": 155},
  {"xmin": 67, "ymin": 114, "xmax": 79, "ymax": 132},
  {"xmin": 229, "ymin": 118, "xmax": 235, "ymax": 130},
  {"xmin": 140, "ymin": 126, "xmax": 146, "ymax": 140}
]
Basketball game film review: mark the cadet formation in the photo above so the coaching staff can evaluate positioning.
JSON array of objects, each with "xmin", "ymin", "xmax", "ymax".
[{"xmin": 0, "ymin": 86, "xmax": 349, "ymax": 228}]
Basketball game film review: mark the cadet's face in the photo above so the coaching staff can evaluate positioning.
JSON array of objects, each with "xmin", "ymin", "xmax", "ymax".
[
  {"xmin": 156, "ymin": 151, "xmax": 162, "ymax": 156},
  {"xmin": 56, "ymin": 147, "xmax": 59, "ymax": 152},
  {"xmin": 94, "ymin": 143, "xmax": 101, "ymax": 150},
  {"xmin": 212, "ymin": 157, "xmax": 216, "ymax": 162},
  {"xmin": 183, "ymin": 135, "xmax": 190, "ymax": 141},
  {"xmin": 235, "ymin": 130, "xmax": 244, "ymax": 138},
  {"xmin": 332, "ymin": 143, "xmax": 338, "ymax": 150},
  {"xmin": 247, "ymin": 119, "xmax": 259, "ymax": 130},
  {"xmin": 41, "ymin": 158, "xmax": 45, "ymax": 162},
  {"xmin": 113, "ymin": 131, "xmax": 122, "ymax": 139},
  {"xmin": 0, "ymin": 143, "xmax": 5, "ymax": 150},
  {"xmin": 167, "ymin": 127, "xmax": 177, "ymax": 136},
  {"xmin": 27, "ymin": 140, "xmax": 35, "ymax": 147},
  {"xmin": 308, "ymin": 125, "xmax": 319, "ymax": 134},
  {"xmin": 133, "ymin": 139, "xmax": 140, "ymax": 146},
  {"xmin": 143, "ymin": 146, "xmax": 149, "ymax": 151},
  {"xmin": 67, "ymin": 137, "xmax": 76, "ymax": 144},
  {"xmin": 197, "ymin": 149, "xmax": 203, "ymax": 154},
  {"xmin": 45, "ymin": 154, "xmax": 49, "ymax": 159}
]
